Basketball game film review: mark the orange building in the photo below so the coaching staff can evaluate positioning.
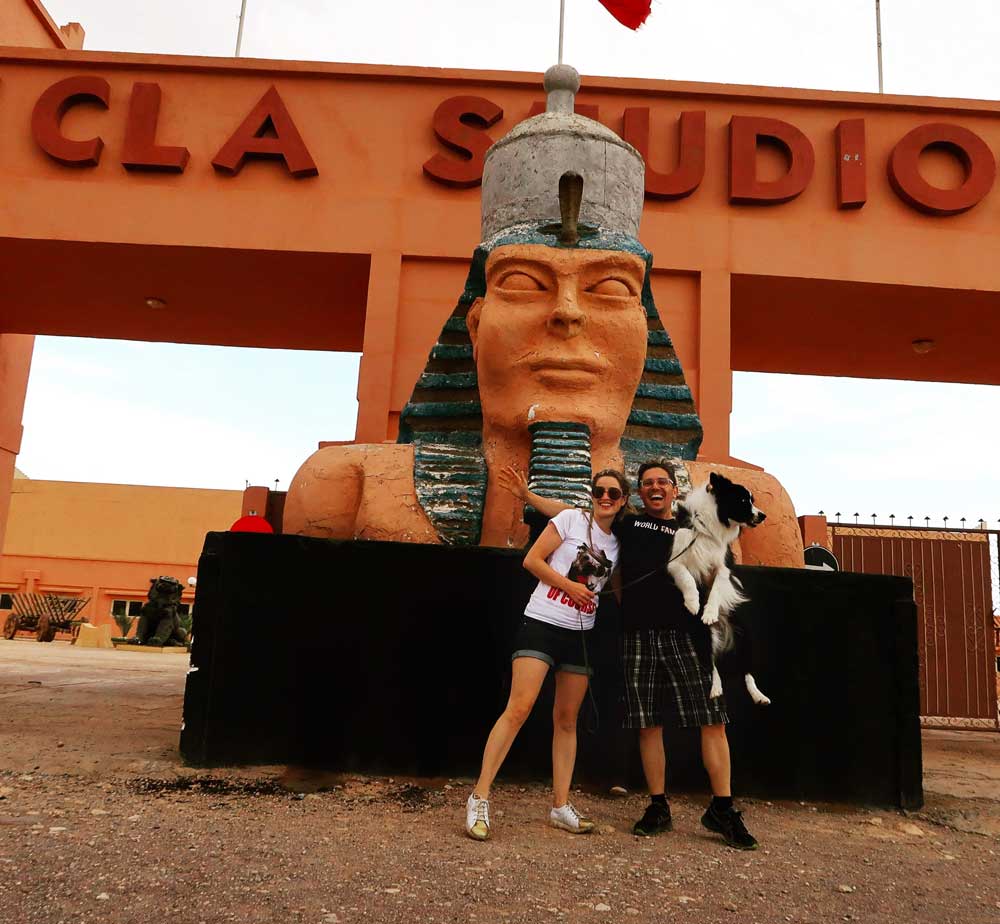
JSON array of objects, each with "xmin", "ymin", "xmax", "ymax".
[
  {"xmin": 0, "ymin": 472, "xmax": 242, "ymax": 629},
  {"xmin": 2, "ymin": 1, "xmax": 1000, "ymax": 573}
]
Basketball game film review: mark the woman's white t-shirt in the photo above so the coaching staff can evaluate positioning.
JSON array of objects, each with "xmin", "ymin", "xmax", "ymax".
[{"xmin": 524, "ymin": 508, "xmax": 620, "ymax": 631}]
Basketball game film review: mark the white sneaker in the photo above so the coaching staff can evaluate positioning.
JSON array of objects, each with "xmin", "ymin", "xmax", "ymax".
[
  {"xmin": 465, "ymin": 792, "xmax": 490, "ymax": 841},
  {"xmin": 549, "ymin": 801, "xmax": 595, "ymax": 834}
]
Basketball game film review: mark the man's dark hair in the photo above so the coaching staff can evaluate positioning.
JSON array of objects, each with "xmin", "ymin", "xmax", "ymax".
[{"xmin": 637, "ymin": 459, "xmax": 676, "ymax": 486}]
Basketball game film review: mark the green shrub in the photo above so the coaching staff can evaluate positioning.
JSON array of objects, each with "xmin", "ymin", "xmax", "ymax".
[{"xmin": 113, "ymin": 613, "xmax": 134, "ymax": 638}]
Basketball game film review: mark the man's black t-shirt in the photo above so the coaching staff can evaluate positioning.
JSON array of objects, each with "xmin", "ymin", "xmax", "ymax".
[{"xmin": 612, "ymin": 513, "xmax": 694, "ymax": 632}]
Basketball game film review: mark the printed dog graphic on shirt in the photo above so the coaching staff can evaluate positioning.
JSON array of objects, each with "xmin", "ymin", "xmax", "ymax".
[{"xmin": 567, "ymin": 544, "xmax": 613, "ymax": 591}]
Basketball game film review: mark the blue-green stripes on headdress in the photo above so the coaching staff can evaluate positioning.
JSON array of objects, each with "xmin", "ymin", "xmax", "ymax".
[{"xmin": 398, "ymin": 226, "xmax": 703, "ymax": 545}]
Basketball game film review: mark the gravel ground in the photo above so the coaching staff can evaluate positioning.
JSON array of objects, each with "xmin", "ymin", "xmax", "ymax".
[{"xmin": 1, "ymin": 640, "xmax": 998, "ymax": 924}]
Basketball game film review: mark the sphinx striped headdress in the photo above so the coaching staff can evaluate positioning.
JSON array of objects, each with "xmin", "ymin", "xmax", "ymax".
[{"xmin": 398, "ymin": 226, "xmax": 702, "ymax": 546}]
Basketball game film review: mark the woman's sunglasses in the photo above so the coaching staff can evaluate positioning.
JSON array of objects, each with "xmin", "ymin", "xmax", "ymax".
[{"xmin": 592, "ymin": 486, "xmax": 623, "ymax": 501}]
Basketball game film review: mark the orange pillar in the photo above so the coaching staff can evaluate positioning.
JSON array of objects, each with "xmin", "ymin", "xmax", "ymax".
[
  {"xmin": 696, "ymin": 270, "xmax": 732, "ymax": 462},
  {"xmin": 355, "ymin": 251, "xmax": 402, "ymax": 443},
  {"xmin": 799, "ymin": 514, "xmax": 831, "ymax": 550},
  {"xmin": 242, "ymin": 485, "xmax": 270, "ymax": 517},
  {"xmin": 0, "ymin": 334, "xmax": 35, "ymax": 557}
]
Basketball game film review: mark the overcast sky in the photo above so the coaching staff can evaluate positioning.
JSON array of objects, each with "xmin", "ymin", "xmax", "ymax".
[{"xmin": 18, "ymin": 1, "xmax": 1000, "ymax": 532}]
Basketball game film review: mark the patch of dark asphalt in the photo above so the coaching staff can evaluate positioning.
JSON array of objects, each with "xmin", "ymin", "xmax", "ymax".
[{"xmin": 125, "ymin": 775, "xmax": 438, "ymax": 811}]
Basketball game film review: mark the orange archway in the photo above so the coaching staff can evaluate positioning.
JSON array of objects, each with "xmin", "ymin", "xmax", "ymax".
[{"xmin": 3, "ymin": 8, "xmax": 1000, "ymax": 551}]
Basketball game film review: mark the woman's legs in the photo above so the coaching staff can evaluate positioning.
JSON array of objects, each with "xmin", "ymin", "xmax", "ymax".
[
  {"xmin": 474, "ymin": 656, "xmax": 550, "ymax": 799},
  {"xmin": 551, "ymin": 670, "xmax": 590, "ymax": 807}
]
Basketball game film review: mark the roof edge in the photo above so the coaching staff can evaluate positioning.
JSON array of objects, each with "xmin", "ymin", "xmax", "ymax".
[
  {"xmin": 0, "ymin": 47, "xmax": 998, "ymax": 116},
  {"xmin": 18, "ymin": 0, "xmax": 71, "ymax": 49}
]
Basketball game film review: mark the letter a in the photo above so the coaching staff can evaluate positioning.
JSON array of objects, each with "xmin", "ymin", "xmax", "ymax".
[{"xmin": 212, "ymin": 86, "xmax": 318, "ymax": 177}]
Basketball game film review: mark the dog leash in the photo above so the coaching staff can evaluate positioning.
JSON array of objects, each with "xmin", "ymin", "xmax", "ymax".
[{"xmin": 593, "ymin": 532, "xmax": 699, "ymax": 598}]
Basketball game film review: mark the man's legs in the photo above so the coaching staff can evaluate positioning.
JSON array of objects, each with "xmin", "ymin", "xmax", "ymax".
[
  {"xmin": 623, "ymin": 630, "xmax": 673, "ymax": 836},
  {"xmin": 699, "ymin": 718, "xmax": 758, "ymax": 851},
  {"xmin": 638, "ymin": 725, "xmax": 666, "ymax": 795},
  {"xmin": 701, "ymin": 723, "xmax": 731, "ymax": 796},
  {"xmin": 633, "ymin": 724, "xmax": 673, "ymax": 835},
  {"xmin": 654, "ymin": 631, "xmax": 757, "ymax": 849}
]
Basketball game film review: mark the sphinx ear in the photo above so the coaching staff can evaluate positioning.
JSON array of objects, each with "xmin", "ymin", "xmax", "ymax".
[{"xmin": 466, "ymin": 299, "xmax": 484, "ymax": 358}]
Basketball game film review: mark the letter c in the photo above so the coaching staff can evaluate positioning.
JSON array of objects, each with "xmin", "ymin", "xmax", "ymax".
[{"xmin": 32, "ymin": 76, "xmax": 110, "ymax": 166}]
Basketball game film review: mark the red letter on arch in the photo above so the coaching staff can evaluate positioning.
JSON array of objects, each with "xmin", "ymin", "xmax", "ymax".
[
  {"xmin": 122, "ymin": 83, "xmax": 190, "ymax": 173},
  {"xmin": 422, "ymin": 96, "xmax": 504, "ymax": 189},
  {"xmin": 888, "ymin": 123, "xmax": 995, "ymax": 216},
  {"xmin": 31, "ymin": 75, "xmax": 110, "ymax": 167},
  {"xmin": 835, "ymin": 119, "xmax": 867, "ymax": 210},
  {"xmin": 623, "ymin": 108, "xmax": 705, "ymax": 200},
  {"xmin": 729, "ymin": 115, "xmax": 814, "ymax": 205},
  {"xmin": 212, "ymin": 86, "xmax": 318, "ymax": 177}
]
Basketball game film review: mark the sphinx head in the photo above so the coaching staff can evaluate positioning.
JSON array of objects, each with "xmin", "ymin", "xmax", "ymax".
[
  {"xmin": 398, "ymin": 65, "xmax": 702, "ymax": 544},
  {"xmin": 468, "ymin": 241, "xmax": 648, "ymax": 441}
]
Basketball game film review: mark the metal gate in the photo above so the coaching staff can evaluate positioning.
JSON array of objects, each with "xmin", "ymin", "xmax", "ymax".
[{"xmin": 830, "ymin": 524, "xmax": 998, "ymax": 730}]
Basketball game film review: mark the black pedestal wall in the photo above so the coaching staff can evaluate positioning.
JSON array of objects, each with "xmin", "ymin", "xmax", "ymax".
[{"xmin": 181, "ymin": 532, "xmax": 922, "ymax": 808}]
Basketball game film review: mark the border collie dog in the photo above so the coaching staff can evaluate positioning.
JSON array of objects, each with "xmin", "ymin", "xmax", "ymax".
[{"xmin": 668, "ymin": 472, "xmax": 771, "ymax": 706}]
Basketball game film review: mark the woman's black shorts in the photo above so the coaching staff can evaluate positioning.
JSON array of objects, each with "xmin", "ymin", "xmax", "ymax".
[{"xmin": 511, "ymin": 616, "xmax": 593, "ymax": 676}]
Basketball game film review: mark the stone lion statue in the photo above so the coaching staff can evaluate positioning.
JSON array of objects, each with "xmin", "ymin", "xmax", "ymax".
[{"xmin": 135, "ymin": 575, "xmax": 188, "ymax": 647}]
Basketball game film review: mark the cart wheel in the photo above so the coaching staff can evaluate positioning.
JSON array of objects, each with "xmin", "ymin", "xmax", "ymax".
[
  {"xmin": 36, "ymin": 614, "xmax": 56, "ymax": 643},
  {"xmin": 2, "ymin": 613, "xmax": 18, "ymax": 640}
]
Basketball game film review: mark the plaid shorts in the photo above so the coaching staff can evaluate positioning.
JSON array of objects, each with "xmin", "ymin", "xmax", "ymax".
[{"xmin": 622, "ymin": 628, "xmax": 729, "ymax": 729}]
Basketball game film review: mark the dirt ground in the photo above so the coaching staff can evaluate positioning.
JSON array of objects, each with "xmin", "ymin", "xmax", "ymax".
[{"xmin": 1, "ymin": 641, "xmax": 997, "ymax": 924}]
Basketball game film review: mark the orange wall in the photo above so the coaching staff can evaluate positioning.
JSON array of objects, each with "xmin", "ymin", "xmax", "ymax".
[
  {"xmin": 0, "ymin": 335, "xmax": 35, "ymax": 551},
  {"xmin": 0, "ymin": 0, "xmax": 74, "ymax": 554},
  {"xmin": 0, "ymin": 1, "xmax": 76, "ymax": 51},
  {"xmin": 0, "ymin": 479, "xmax": 242, "ymax": 626}
]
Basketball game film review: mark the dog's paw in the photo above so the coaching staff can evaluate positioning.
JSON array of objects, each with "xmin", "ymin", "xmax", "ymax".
[
  {"xmin": 701, "ymin": 610, "xmax": 719, "ymax": 626},
  {"xmin": 709, "ymin": 682, "xmax": 723, "ymax": 699},
  {"xmin": 683, "ymin": 593, "xmax": 700, "ymax": 615},
  {"xmin": 744, "ymin": 675, "xmax": 770, "ymax": 705}
]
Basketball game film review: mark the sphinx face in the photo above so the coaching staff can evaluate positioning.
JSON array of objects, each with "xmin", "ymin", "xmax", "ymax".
[{"xmin": 467, "ymin": 243, "xmax": 648, "ymax": 440}]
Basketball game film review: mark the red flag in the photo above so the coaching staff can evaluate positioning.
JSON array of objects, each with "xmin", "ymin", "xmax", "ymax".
[{"xmin": 597, "ymin": 0, "xmax": 652, "ymax": 30}]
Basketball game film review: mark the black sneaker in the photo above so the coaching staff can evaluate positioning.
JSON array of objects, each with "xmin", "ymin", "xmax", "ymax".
[
  {"xmin": 632, "ymin": 801, "xmax": 673, "ymax": 836},
  {"xmin": 701, "ymin": 803, "xmax": 759, "ymax": 850}
]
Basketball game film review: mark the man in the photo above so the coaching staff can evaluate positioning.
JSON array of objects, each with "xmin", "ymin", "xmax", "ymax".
[{"xmin": 502, "ymin": 459, "xmax": 758, "ymax": 850}]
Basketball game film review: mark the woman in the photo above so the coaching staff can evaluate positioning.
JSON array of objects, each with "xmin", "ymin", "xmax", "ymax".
[{"xmin": 465, "ymin": 468, "xmax": 630, "ymax": 841}]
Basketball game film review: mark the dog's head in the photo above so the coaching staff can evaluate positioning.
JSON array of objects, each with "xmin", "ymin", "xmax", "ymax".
[
  {"xmin": 708, "ymin": 472, "xmax": 766, "ymax": 528},
  {"xmin": 573, "ymin": 544, "xmax": 612, "ymax": 579}
]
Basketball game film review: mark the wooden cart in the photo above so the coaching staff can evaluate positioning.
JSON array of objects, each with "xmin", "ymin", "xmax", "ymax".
[{"xmin": 2, "ymin": 594, "xmax": 90, "ymax": 642}]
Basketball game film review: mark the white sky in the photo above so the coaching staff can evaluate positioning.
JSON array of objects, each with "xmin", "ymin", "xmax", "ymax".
[{"xmin": 16, "ymin": 1, "xmax": 1000, "ymax": 528}]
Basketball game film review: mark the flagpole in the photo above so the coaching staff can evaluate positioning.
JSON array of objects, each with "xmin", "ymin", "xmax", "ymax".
[
  {"xmin": 875, "ymin": 0, "xmax": 884, "ymax": 93},
  {"xmin": 235, "ymin": 0, "xmax": 249, "ymax": 57},
  {"xmin": 558, "ymin": 0, "xmax": 566, "ymax": 64}
]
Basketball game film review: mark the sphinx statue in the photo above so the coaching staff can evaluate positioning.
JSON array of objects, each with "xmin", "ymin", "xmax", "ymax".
[{"xmin": 284, "ymin": 65, "xmax": 802, "ymax": 567}]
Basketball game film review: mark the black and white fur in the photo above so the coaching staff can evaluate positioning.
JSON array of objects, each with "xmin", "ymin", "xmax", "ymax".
[{"xmin": 668, "ymin": 472, "xmax": 771, "ymax": 706}]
